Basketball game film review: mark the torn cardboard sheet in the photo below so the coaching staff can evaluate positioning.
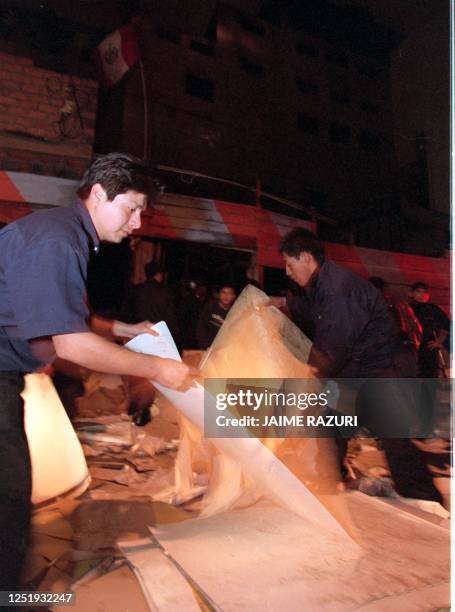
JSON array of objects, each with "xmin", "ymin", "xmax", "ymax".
[
  {"xmin": 149, "ymin": 495, "xmax": 449, "ymax": 612},
  {"xmin": 76, "ymin": 420, "xmax": 137, "ymax": 448},
  {"xmin": 89, "ymin": 467, "xmax": 177, "ymax": 502},
  {"xmin": 70, "ymin": 499, "xmax": 192, "ymax": 554},
  {"xmin": 71, "ymin": 563, "xmax": 149, "ymax": 612},
  {"xmin": 76, "ymin": 372, "xmax": 129, "ymax": 417},
  {"xmin": 76, "ymin": 412, "xmax": 180, "ymax": 498},
  {"xmin": 89, "ymin": 465, "xmax": 150, "ymax": 486},
  {"xmin": 126, "ymin": 291, "xmax": 352, "ymax": 540},
  {"xmin": 118, "ymin": 538, "xmax": 201, "ymax": 612}
]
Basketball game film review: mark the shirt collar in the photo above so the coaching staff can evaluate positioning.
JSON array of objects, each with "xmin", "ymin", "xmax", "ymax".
[{"xmin": 73, "ymin": 200, "xmax": 100, "ymax": 253}]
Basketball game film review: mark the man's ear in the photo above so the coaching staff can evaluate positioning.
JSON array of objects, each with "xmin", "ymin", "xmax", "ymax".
[
  {"xmin": 91, "ymin": 183, "xmax": 107, "ymax": 205},
  {"xmin": 300, "ymin": 251, "xmax": 312, "ymax": 264}
]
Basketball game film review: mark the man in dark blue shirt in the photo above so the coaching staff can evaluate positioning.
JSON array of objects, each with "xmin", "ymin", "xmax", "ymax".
[
  {"xmin": 276, "ymin": 228, "xmax": 441, "ymax": 504},
  {"xmin": 0, "ymin": 153, "xmax": 197, "ymax": 590}
]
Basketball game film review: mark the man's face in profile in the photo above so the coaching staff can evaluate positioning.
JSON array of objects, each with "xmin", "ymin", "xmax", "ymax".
[{"xmin": 283, "ymin": 252, "xmax": 315, "ymax": 288}]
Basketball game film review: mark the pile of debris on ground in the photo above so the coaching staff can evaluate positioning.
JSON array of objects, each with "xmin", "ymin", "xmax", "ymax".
[
  {"xmin": 20, "ymin": 292, "xmax": 451, "ymax": 609},
  {"xmin": 23, "ymin": 406, "xmax": 205, "ymax": 611},
  {"xmin": 21, "ymin": 395, "xmax": 450, "ymax": 612}
]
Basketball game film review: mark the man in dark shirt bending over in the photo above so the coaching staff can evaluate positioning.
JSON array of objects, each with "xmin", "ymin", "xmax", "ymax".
[
  {"xmin": 0, "ymin": 153, "xmax": 197, "ymax": 590},
  {"xmin": 275, "ymin": 228, "xmax": 441, "ymax": 504}
]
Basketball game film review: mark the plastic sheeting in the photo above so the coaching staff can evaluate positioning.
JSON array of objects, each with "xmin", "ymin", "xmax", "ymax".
[
  {"xmin": 23, "ymin": 373, "xmax": 90, "ymax": 505},
  {"xmin": 128, "ymin": 286, "xmax": 354, "ymax": 538},
  {"xmin": 177, "ymin": 286, "xmax": 354, "ymax": 534}
]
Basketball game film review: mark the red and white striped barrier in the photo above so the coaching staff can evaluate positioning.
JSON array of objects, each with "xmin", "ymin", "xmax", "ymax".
[{"xmin": 0, "ymin": 171, "xmax": 450, "ymax": 313}]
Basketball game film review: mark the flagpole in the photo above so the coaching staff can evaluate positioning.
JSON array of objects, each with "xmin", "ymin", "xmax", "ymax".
[{"xmin": 139, "ymin": 60, "xmax": 148, "ymax": 160}]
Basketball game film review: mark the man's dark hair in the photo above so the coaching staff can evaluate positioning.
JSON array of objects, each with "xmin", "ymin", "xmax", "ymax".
[
  {"xmin": 279, "ymin": 228, "xmax": 325, "ymax": 262},
  {"xmin": 77, "ymin": 152, "xmax": 159, "ymax": 203},
  {"xmin": 218, "ymin": 284, "xmax": 236, "ymax": 293},
  {"xmin": 411, "ymin": 281, "xmax": 429, "ymax": 292}
]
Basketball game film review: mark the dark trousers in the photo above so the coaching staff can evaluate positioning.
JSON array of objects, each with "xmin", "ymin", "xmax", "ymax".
[
  {"xmin": 338, "ymin": 377, "xmax": 442, "ymax": 502},
  {"xmin": 0, "ymin": 372, "xmax": 32, "ymax": 590}
]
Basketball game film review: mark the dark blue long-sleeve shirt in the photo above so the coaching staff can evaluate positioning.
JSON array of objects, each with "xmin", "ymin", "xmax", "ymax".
[{"xmin": 0, "ymin": 201, "xmax": 99, "ymax": 372}]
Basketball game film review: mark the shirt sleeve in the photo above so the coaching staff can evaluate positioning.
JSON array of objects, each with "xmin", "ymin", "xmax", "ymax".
[
  {"xmin": 308, "ymin": 290, "xmax": 372, "ymax": 376},
  {"xmin": 5, "ymin": 238, "xmax": 90, "ymax": 340}
]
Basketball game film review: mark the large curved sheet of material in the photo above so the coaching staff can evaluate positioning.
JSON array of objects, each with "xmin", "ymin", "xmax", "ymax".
[
  {"xmin": 198, "ymin": 286, "xmax": 353, "ymax": 535},
  {"xmin": 23, "ymin": 373, "xmax": 90, "ymax": 505},
  {"xmin": 201, "ymin": 285, "xmax": 313, "ymax": 379},
  {"xmin": 127, "ymin": 287, "xmax": 353, "ymax": 539}
]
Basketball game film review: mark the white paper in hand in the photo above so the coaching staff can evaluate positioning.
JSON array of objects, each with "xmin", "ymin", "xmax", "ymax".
[
  {"xmin": 126, "ymin": 321, "xmax": 181, "ymax": 361},
  {"xmin": 126, "ymin": 321, "xmax": 206, "ymax": 431}
]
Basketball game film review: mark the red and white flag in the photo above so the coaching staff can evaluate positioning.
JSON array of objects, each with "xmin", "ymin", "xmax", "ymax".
[{"xmin": 96, "ymin": 24, "xmax": 140, "ymax": 87}]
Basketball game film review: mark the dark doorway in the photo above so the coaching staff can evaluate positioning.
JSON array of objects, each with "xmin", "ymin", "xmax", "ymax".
[{"xmin": 160, "ymin": 240, "xmax": 254, "ymax": 293}]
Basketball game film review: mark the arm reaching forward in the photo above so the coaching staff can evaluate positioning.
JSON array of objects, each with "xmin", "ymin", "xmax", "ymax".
[{"xmin": 52, "ymin": 332, "xmax": 197, "ymax": 390}]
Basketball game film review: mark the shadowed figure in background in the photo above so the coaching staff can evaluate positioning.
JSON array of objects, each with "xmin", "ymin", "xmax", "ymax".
[
  {"xmin": 197, "ymin": 285, "xmax": 237, "ymax": 350},
  {"xmin": 122, "ymin": 261, "xmax": 181, "ymax": 350},
  {"xmin": 409, "ymin": 281, "xmax": 450, "ymax": 378},
  {"xmin": 368, "ymin": 276, "xmax": 422, "ymax": 357},
  {"xmin": 178, "ymin": 278, "xmax": 209, "ymax": 350}
]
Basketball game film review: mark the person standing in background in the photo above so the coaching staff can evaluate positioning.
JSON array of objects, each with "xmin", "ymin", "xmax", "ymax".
[
  {"xmin": 197, "ymin": 285, "xmax": 237, "ymax": 349},
  {"xmin": 409, "ymin": 282, "xmax": 450, "ymax": 378},
  {"xmin": 122, "ymin": 261, "xmax": 181, "ymax": 349}
]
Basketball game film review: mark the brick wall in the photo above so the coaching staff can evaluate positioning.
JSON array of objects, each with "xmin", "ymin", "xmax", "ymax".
[{"xmin": 0, "ymin": 52, "xmax": 98, "ymax": 178}]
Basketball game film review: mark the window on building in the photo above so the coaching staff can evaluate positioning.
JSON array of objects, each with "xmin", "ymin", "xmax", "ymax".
[
  {"xmin": 326, "ymin": 48, "xmax": 349, "ymax": 68},
  {"xmin": 297, "ymin": 113, "xmax": 320, "ymax": 134},
  {"xmin": 155, "ymin": 25, "xmax": 181, "ymax": 45},
  {"xmin": 235, "ymin": 13, "xmax": 265, "ymax": 36},
  {"xmin": 359, "ymin": 130, "xmax": 381, "ymax": 152},
  {"xmin": 360, "ymin": 101, "xmax": 379, "ymax": 114},
  {"xmin": 296, "ymin": 79, "xmax": 319, "ymax": 95},
  {"xmin": 296, "ymin": 42, "xmax": 318, "ymax": 57},
  {"xmin": 329, "ymin": 121, "xmax": 351, "ymax": 143},
  {"xmin": 190, "ymin": 40, "xmax": 215, "ymax": 56},
  {"xmin": 185, "ymin": 74, "xmax": 214, "ymax": 102},
  {"xmin": 239, "ymin": 56, "xmax": 264, "ymax": 76}
]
